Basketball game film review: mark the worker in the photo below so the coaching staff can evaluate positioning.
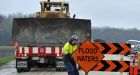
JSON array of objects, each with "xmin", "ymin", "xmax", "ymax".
[{"xmin": 62, "ymin": 35, "xmax": 79, "ymax": 75}]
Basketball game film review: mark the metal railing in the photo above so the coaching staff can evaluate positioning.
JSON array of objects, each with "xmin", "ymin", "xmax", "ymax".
[{"xmin": 0, "ymin": 46, "xmax": 15, "ymax": 57}]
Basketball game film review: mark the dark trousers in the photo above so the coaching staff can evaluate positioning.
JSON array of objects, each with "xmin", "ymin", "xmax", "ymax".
[{"xmin": 63, "ymin": 55, "xmax": 79, "ymax": 75}]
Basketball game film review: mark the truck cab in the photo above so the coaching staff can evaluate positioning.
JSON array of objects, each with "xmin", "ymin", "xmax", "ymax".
[{"xmin": 36, "ymin": 0, "xmax": 70, "ymax": 18}]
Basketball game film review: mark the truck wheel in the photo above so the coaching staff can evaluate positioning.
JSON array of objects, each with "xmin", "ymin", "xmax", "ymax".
[
  {"xmin": 56, "ymin": 68, "xmax": 66, "ymax": 71},
  {"xmin": 24, "ymin": 67, "xmax": 31, "ymax": 72},
  {"xmin": 62, "ymin": 68, "xmax": 67, "ymax": 71},
  {"xmin": 56, "ymin": 67, "xmax": 61, "ymax": 71},
  {"xmin": 17, "ymin": 68, "xmax": 22, "ymax": 73},
  {"xmin": 56, "ymin": 68, "xmax": 60, "ymax": 71}
]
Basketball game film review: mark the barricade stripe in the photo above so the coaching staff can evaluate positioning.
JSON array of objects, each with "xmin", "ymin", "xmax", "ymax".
[
  {"xmin": 94, "ymin": 43, "xmax": 131, "ymax": 55},
  {"xmin": 94, "ymin": 42, "xmax": 105, "ymax": 52},
  {"xmin": 91, "ymin": 60, "xmax": 129, "ymax": 72},
  {"xmin": 100, "ymin": 43, "xmax": 111, "ymax": 54},
  {"xmin": 105, "ymin": 60, "xmax": 116, "ymax": 71},
  {"xmin": 112, "ymin": 43, "xmax": 123, "ymax": 54},
  {"xmin": 99, "ymin": 60, "xmax": 109, "ymax": 71},
  {"xmin": 120, "ymin": 43, "xmax": 131, "ymax": 55},
  {"xmin": 106, "ymin": 43, "xmax": 117, "ymax": 54}
]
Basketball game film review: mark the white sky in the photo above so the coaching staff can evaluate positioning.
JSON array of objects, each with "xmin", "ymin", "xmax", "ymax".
[{"xmin": 0, "ymin": 0, "xmax": 140, "ymax": 29}]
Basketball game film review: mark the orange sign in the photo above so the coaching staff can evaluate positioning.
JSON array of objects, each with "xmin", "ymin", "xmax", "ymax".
[{"xmin": 72, "ymin": 39, "xmax": 104, "ymax": 73}]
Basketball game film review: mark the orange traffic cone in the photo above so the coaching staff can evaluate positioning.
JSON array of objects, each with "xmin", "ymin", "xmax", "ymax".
[
  {"xmin": 134, "ymin": 53, "xmax": 138, "ymax": 75},
  {"xmin": 130, "ymin": 54, "xmax": 134, "ymax": 75}
]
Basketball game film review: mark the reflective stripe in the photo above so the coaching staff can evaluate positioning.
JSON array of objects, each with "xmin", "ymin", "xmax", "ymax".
[
  {"xmin": 24, "ymin": 47, "xmax": 29, "ymax": 53},
  {"xmin": 46, "ymin": 47, "xmax": 51, "ymax": 53},
  {"xmin": 134, "ymin": 58, "xmax": 138, "ymax": 66},
  {"xmin": 130, "ymin": 62, "xmax": 134, "ymax": 66},
  {"xmin": 19, "ymin": 47, "xmax": 22, "ymax": 53},
  {"xmin": 17, "ymin": 47, "xmax": 63, "ymax": 55},
  {"xmin": 55, "ymin": 47, "xmax": 59, "ymax": 54},
  {"xmin": 103, "ymin": 54, "xmax": 130, "ymax": 61},
  {"xmin": 33, "ymin": 47, "xmax": 38, "ymax": 53}
]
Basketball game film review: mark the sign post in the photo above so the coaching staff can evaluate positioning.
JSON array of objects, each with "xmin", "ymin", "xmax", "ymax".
[
  {"xmin": 85, "ymin": 72, "xmax": 88, "ymax": 75},
  {"xmin": 72, "ymin": 39, "xmax": 104, "ymax": 75}
]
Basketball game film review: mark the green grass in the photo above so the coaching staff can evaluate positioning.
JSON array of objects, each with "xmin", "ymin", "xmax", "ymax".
[{"xmin": 0, "ymin": 55, "xmax": 15, "ymax": 66}]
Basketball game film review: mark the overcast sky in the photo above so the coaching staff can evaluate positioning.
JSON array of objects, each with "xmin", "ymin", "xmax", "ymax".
[{"xmin": 0, "ymin": 0, "xmax": 140, "ymax": 29}]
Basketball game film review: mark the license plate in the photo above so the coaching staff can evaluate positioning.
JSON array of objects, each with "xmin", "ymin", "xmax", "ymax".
[
  {"xmin": 17, "ymin": 61, "xmax": 27, "ymax": 67},
  {"xmin": 40, "ymin": 58, "xmax": 44, "ymax": 63},
  {"xmin": 32, "ymin": 57, "xmax": 40, "ymax": 60}
]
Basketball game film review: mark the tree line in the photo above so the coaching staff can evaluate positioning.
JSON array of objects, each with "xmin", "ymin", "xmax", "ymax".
[
  {"xmin": 0, "ymin": 13, "xmax": 140, "ymax": 45},
  {"xmin": 92, "ymin": 27, "xmax": 140, "ymax": 42}
]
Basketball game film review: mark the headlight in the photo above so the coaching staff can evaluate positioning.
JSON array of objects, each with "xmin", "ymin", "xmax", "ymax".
[
  {"xmin": 24, "ymin": 54, "xmax": 27, "ymax": 56},
  {"xmin": 57, "ymin": 54, "xmax": 59, "ymax": 57}
]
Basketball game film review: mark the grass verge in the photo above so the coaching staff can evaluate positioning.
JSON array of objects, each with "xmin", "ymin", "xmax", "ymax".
[{"xmin": 0, "ymin": 55, "xmax": 15, "ymax": 66}]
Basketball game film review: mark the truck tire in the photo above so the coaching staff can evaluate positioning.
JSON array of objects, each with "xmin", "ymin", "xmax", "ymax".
[
  {"xmin": 24, "ymin": 63, "xmax": 31, "ymax": 72},
  {"xmin": 24, "ymin": 67, "xmax": 31, "ymax": 72},
  {"xmin": 56, "ymin": 68, "xmax": 66, "ymax": 71},
  {"xmin": 56, "ymin": 68, "xmax": 60, "ymax": 71},
  {"xmin": 62, "ymin": 68, "xmax": 67, "ymax": 71},
  {"xmin": 17, "ymin": 68, "xmax": 22, "ymax": 73}
]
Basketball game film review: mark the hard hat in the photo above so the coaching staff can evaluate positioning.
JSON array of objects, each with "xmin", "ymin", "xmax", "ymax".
[{"xmin": 71, "ymin": 35, "xmax": 78, "ymax": 41}]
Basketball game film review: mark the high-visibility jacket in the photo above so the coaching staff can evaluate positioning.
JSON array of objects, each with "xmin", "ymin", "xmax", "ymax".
[{"xmin": 62, "ymin": 42, "xmax": 78, "ymax": 55}]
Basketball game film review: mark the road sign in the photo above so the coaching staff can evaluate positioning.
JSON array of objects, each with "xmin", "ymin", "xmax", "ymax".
[
  {"xmin": 72, "ymin": 39, "xmax": 104, "ymax": 73},
  {"xmin": 72, "ymin": 39, "xmax": 131, "ymax": 74},
  {"xmin": 92, "ymin": 60, "xmax": 129, "ymax": 72},
  {"xmin": 94, "ymin": 42, "xmax": 131, "ymax": 55}
]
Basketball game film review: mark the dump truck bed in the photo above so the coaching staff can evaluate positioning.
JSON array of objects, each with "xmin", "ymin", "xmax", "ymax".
[{"xmin": 12, "ymin": 18, "xmax": 91, "ymax": 47}]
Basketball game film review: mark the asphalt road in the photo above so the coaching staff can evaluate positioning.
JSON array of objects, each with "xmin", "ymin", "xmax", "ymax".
[
  {"xmin": 0, "ymin": 61, "xmax": 67, "ymax": 75},
  {"xmin": 0, "ymin": 61, "xmax": 129, "ymax": 75}
]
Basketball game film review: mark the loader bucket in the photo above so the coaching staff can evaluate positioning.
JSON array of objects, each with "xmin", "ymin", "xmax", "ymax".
[{"xmin": 12, "ymin": 18, "xmax": 91, "ymax": 47}]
